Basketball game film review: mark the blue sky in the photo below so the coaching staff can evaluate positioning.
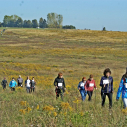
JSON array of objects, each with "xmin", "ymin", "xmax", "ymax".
[{"xmin": 0, "ymin": 0, "xmax": 127, "ymax": 31}]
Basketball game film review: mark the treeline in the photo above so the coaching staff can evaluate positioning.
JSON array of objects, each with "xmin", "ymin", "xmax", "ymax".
[{"xmin": 0, "ymin": 13, "xmax": 76, "ymax": 29}]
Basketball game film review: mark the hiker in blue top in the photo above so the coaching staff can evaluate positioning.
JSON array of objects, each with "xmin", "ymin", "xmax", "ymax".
[
  {"xmin": 9, "ymin": 77, "xmax": 17, "ymax": 91},
  {"xmin": 116, "ymin": 68, "xmax": 127, "ymax": 108},
  {"xmin": 78, "ymin": 77, "xmax": 87, "ymax": 101},
  {"xmin": 100, "ymin": 68, "xmax": 113, "ymax": 109}
]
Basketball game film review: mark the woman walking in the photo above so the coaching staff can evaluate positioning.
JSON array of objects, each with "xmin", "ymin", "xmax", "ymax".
[
  {"xmin": 31, "ymin": 77, "xmax": 36, "ymax": 92},
  {"xmin": 116, "ymin": 67, "xmax": 127, "ymax": 108},
  {"xmin": 78, "ymin": 77, "xmax": 87, "ymax": 101},
  {"xmin": 25, "ymin": 76, "xmax": 31, "ymax": 93},
  {"xmin": 85, "ymin": 74, "xmax": 97, "ymax": 101},
  {"xmin": 100, "ymin": 68, "xmax": 113, "ymax": 109}
]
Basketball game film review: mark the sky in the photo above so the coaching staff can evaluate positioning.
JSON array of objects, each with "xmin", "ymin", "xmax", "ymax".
[{"xmin": 0, "ymin": 0, "xmax": 127, "ymax": 31}]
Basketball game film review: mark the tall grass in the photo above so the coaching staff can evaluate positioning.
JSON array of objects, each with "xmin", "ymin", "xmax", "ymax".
[{"xmin": 0, "ymin": 28, "xmax": 127, "ymax": 126}]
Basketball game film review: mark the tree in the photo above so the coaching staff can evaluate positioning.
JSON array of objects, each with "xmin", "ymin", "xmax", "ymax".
[
  {"xmin": 102, "ymin": 27, "xmax": 106, "ymax": 31},
  {"xmin": 12, "ymin": 15, "xmax": 19, "ymax": 27},
  {"xmin": 23, "ymin": 20, "xmax": 33, "ymax": 28},
  {"xmin": 32, "ymin": 19, "xmax": 38, "ymax": 28},
  {"xmin": 43, "ymin": 19, "xmax": 47, "ymax": 28},
  {"xmin": 9, "ymin": 15, "xmax": 15, "ymax": 27},
  {"xmin": 3, "ymin": 15, "xmax": 22, "ymax": 27},
  {"xmin": 3, "ymin": 15, "xmax": 9, "ymax": 27},
  {"xmin": 57, "ymin": 15, "xmax": 63, "ymax": 28},
  {"xmin": 39, "ymin": 18, "xmax": 47, "ymax": 28},
  {"xmin": 39, "ymin": 17, "xmax": 44, "ymax": 28},
  {"xmin": 63, "ymin": 25, "xmax": 76, "ymax": 29},
  {"xmin": 16, "ymin": 17, "xmax": 23, "ymax": 27},
  {"xmin": 47, "ymin": 13, "xmax": 55, "ymax": 28},
  {"xmin": 27, "ymin": 20, "xmax": 32, "ymax": 28},
  {"xmin": 47, "ymin": 13, "xmax": 63, "ymax": 28},
  {"xmin": 7, "ymin": 15, "xmax": 19, "ymax": 27},
  {"xmin": 23, "ymin": 20, "xmax": 27, "ymax": 28}
]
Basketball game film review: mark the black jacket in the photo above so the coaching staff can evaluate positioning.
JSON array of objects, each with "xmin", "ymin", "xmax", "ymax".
[
  {"xmin": 31, "ymin": 80, "xmax": 36, "ymax": 87},
  {"xmin": 54, "ymin": 77, "xmax": 66, "ymax": 88},
  {"xmin": 122, "ymin": 73, "xmax": 127, "ymax": 79},
  {"xmin": 1, "ymin": 80, "xmax": 7, "ymax": 86}
]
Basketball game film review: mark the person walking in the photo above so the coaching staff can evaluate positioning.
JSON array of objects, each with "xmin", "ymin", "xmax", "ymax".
[
  {"xmin": 9, "ymin": 78, "xmax": 17, "ymax": 91},
  {"xmin": 31, "ymin": 77, "xmax": 36, "ymax": 92},
  {"xmin": 17, "ymin": 75, "xmax": 23, "ymax": 87},
  {"xmin": 85, "ymin": 74, "xmax": 97, "ymax": 101},
  {"xmin": 78, "ymin": 77, "xmax": 87, "ymax": 101},
  {"xmin": 1, "ymin": 77, "xmax": 8, "ymax": 90},
  {"xmin": 100, "ymin": 68, "xmax": 113, "ymax": 109},
  {"xmin": 54, "ymin": 73, "xmax": 66, "ymax": 100},
  {"xmin": 116, "ymin": 67, "xmax": 127, "ymax": 108},
  {"xmin": 25, "ymin": 76, "xmax": 31, "ymax": 93}
]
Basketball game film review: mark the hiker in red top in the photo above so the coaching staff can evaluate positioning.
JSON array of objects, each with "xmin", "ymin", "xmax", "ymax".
[{"xmin": 85, "ymin": 74, "xmax": 97, "ymax": 101}]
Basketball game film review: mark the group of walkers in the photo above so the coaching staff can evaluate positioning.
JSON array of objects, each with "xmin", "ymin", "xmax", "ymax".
[
  {"xmin": 78, "ymin": 74, "xmax": 97, "ymax": 102},
  {"xmin": 54, "ymin": 68, "xmax": 127, "ymax": 109},
  {"xmin": 1, "ymin": 75, "xmax": 36, "ymax": 93},
  {"xmin": 1, "ymin": 67, "xmax": 127, "ymax": 109}
]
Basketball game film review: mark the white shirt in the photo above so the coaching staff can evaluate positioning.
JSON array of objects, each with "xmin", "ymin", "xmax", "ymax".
[
  {"xmin": 26, "ymin": 79, "xmax": 31, "ymax": 87},
  {"xmin": 80, "ymin": 82, "xmax": 85, "ymax": 87}
]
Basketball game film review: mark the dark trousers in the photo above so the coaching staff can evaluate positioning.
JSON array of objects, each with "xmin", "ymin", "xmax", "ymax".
[
  {"xmin": 87, "ymin": 91, "xmax": 93, "ymax": 101},
  {"xmin": 11, "ymin": 87, "xmax": 15, "ymax": 91},
  {"xmin": 31, "ymin": 87, "xmax": 35, "ymax": 92},
  {"xmin": 18, "ymin": 83, "xmax": 22, "ymax": 87},
  {"xmin": 101, "ymin": 92, "xmax": 112, "ymax": 108},
  {"xmin": 2, "ymin": 85, "xmax": 6, "ymax": 90},
  {"xmin": 55, "ymin": 88, "xmax": 64, "ymax": 100}
]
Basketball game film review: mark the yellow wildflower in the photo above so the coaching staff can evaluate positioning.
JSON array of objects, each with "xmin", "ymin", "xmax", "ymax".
[
  {"xmin": 16, "ymin": 87, "xmax": 23, "ymax": 91},
  {"xmin": 43, "ymin": 105, "xmax": 55, "ymax": 112},
  {"xmin": 66, "ymin": 85, "xmax": 71, "ymax": 89},
  {"xmin": 25, "ymin": 107, "xmax": 32, "ymax": 113},
  {"xmin": 20, "ymin": 101, "xmax": 27, "ymax": 106},
  {"xmin": 61, "ymin": 102, "xmax": 70, "ymax": 109},
  {"xmin": 80, "ymin": 112, "xmax": 84, "ymax": 116},
  {"xmin": 65, "ymin": 91, "xmax": 69, "ymax": 94},
  {"xmin": 122, "ymin": 108, "xmax": 127, "ymax": 114},
  {"xmin": 37, "ymin": 105, "xmax": 39, "ymax": 110},
  {"xmin": 69, "ymin": 106, "xmax": 73, "ymax": 112},
  {"xmin": 64, "ymin": 112, "xmax": 67, "ymax": 116},
  {"xmin": 73, "ymin": 98, "xmax": 81, "ymax": 104},
  {"xmin": 53, "ymin": 112, "xmax": 57, "ymax": 117},
  {"xmin": 19, "ymin": 109, "xmax": 26, "ymax": 114}
]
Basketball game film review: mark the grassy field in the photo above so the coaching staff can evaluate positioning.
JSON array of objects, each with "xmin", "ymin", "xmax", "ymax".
[{"xmin": 0, "ymin": 28, "xmax": 127, "ymax": 127}]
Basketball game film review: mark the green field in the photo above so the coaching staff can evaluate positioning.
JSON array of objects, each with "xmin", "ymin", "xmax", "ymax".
[{"xmin": 0, "ymin": 28, "xmax": 127, "ymax": 127}]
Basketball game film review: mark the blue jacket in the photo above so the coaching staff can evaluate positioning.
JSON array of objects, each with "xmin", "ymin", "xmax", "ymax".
[
  {"xmin": 100, "ymin": 76, "xmax": 113, "ymax": 93},
  {"xmin": 78, "ymin": 81, "xmax": 86, "ymax": 90},
  {"xmin": 9, "ymin": 80, "xmax": 17, "ymax": 88},
  {"xmin": 116, "ymin": 78, "xmax": 127, "ymax": 99}
]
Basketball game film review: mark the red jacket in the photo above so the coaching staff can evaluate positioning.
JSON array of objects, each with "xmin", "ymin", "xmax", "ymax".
[{"xmin": 85, "ymin": 79, "xmax": 96, "ymax": 91}]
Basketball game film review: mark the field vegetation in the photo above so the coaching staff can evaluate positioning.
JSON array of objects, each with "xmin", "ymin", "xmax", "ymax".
[{"xmin": 0, "ymin": 28, "xmax": 127, "ymax": 126}]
